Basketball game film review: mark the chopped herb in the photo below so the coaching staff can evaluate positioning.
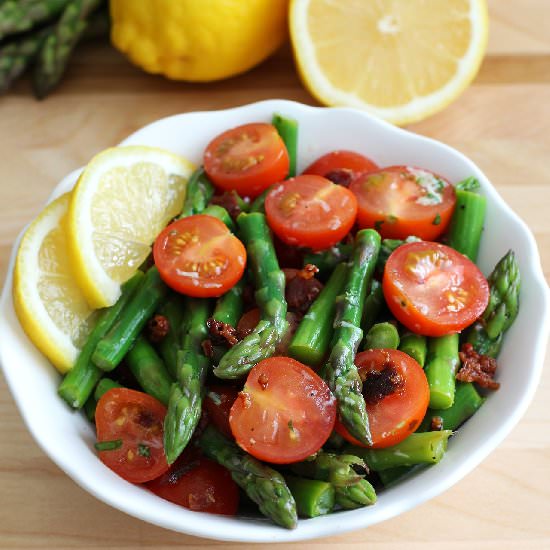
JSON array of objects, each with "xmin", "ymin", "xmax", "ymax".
[
  {"xmin": 387, "ymin": 215, "xmax": 398, "ymax": 224},
  {"xmin": 95, "ymin": 439, "xmax": 122, "ymax": 452},
  {"xmin": 138, "ymin": 443, "xmax": 151, "ymax": 458},
  {"xmin": 288, "ymin": 419, "xmax": 294, "ymax": 431},
  {"xmin": 374, "ymin": 220, "xmax": 384, "ymax": 231},
  {"xmin": 432, "ymin": 213, "xmax": 441, "ymax": 225},
  {"xmin": 456, "ymin": 176, "xmax": 480, "ymax": 192}
]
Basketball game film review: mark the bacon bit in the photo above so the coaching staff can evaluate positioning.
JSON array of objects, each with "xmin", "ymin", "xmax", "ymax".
[
  {"xmin": 324, "ymin": 169, "xmax": 354, "ymax": 187},
  {"xmin": 285, "ymin": 265, "xmax": 323, "ymax": 314},
  {"xmin": 201, "ymin": 339, "xmax": 214, "ymax": 358},
  {"xmin": 430, "ymin": 416, "xmax": 444, "ymax": 431},
  {"xmin": 206, "ymin": 318, "xmax": 240, "ymax": 347},
  {"xmin": 258, "ymin": 372, "xmax": 269, "ymax": 390},
  {"xmin": 297, "ymin": 264, "xmax": 319, "ymax": 280},
  {"xmin": 456, "ymin": 343, "xmax": 500, "ymax": 390},
  {"xmin": 210, "ymin": 191, "xmax": 243, "ymax": 221},
  {"xmin": 362, "ymin": 365, "xmax": 404, "ymax": 405},
  {"xmin": 146, "ymin": 314, "xmax": 170, "ymax": 343}
]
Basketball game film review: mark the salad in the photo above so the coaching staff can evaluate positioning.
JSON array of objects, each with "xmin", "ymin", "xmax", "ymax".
[{"xmin": 28, "ymin": 113, "xmax": 519, "ymax": 529}]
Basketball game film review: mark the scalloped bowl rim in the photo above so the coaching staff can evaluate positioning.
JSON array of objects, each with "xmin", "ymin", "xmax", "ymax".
[{"xmin": 1, "ymin": 100, "xmax": 548, "ymax": 542}]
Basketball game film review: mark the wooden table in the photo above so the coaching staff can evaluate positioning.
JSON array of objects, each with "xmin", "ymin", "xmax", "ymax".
[{"xmin": 1, "ymin": 1, "xmax": 549, "ymax": 547}]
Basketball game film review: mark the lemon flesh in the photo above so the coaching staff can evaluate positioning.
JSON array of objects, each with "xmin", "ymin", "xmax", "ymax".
[
  {"xmin": 68, "ymin": 146, "xmax": 194, "ymax": 308},
  {"xmin": 13, "ymin": 193, "xmax": 95, "ymax": 373},
  {"xmin": 291, "ymin": 0, "xmax": 488, "ymax": 125}
]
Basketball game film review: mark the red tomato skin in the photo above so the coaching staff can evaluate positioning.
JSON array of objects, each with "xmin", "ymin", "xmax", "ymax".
[
  {"xmin": 203, "ymin": 123, "xmax": 289, "ymax": 198},
  {"xmin": 153, "ymin": 215, "xmax": 246, "ymax": 298},
  {"xmin": 95, "ymin": 388, "xmax": 169, "ymax": 483},
  {"xmin": 349, "ymin": 166, "xmax": 456, "ymax": 240},
  {"xmin": 265, "ymin": 175, "xmax": 358, "ymax": 250},
  {"xmin": 303, "ymin": 150, "xmax": 379, "ymax": 182},
  {"xmin": 335, "ymin": 349, "xmax": 430, "ymax": 448},
  {"xmin": 229, "ymin": 357, "xmax": 337, "ymax": 464},
  {"xmin": 204, "ymin": 385, "xmax": 239, "ymax": 439},
  {"xmin": 147, "ymin": 457, "xmax": 239, "ymax": 516},
  {"xmin": 383, "ymin": 241, "xmax": 490, "ymax": 337}
]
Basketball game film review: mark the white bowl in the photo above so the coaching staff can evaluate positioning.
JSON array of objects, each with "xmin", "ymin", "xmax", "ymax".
[{"xmin": 1, "ymin": 100, "xmax": 549, "ymax": 542}]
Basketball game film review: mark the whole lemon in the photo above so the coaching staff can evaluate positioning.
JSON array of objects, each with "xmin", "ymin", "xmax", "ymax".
[{"xmin": 110, "ymin": 0, "xmax": 289, "ymax": 82}]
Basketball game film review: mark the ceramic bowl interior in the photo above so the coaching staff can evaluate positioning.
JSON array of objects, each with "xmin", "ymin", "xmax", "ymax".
[{"xmin": 1, "ymin": 100, "xmax": 548, "ymax": 542}]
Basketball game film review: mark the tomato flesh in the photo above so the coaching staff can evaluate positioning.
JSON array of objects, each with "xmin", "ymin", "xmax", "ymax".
[
  {"xmin": 95, "ymin": 388, "xmax": 169, "ymax": 483},
  {"xmin": 304, "ymin": 150, "xmax": 379, "ymax": 186},
  {"xmin": 229, "ymin": 357, "xmax": 336, "ymax": 464},
  {"xmin": 336, "ymin": 349, "xmax": 429, "ymax": 448},
  {"xmin": 383, "ymin": 241, "xmax": 490, "ymax": 336},
  {"xmin": 147, "ymin": 456, "xmax": 239, "ymax": 516},
  {"xmin": 153, "ymin": 214, "xmax": 246, "ymax": 298},
  {"xmin": 265, "ymin": 175, "xmax": 358, "ymax": 250},
  {"xmin": 204, "ymin": 385, "xmax": 239, "ymax": 439},
  {"xmin": 203, "ymin": 122, "xmax": 289, "ymax": 198},
  {"xmin": 349, "ymin": 166, "xmax": 456, "ymax": 240}
]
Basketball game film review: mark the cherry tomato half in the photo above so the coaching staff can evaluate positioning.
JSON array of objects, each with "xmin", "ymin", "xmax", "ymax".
[
  {"xmin": 203, "ymin": 122, "xmax": 289, "ymax": 198},
  {"xmin": 304, "ymin": 150, "xmax": 379, "ymax": 186},
  {"xmin": 229, "ymin": 357, "xmax": 337, "ymax": 464},
  {"xmin": 383, "ymin": 241, "xmax": 490, "ymax": 336},
  {"xmin": 153, "ymin": 214, "xmax": 246, "ymax": 298},
  {"xmin": 204, "ymin": 385, "xmax": 239, "ymax": 439},
  {"xmin": 147, "ymin": 456, "xmax": 239, "ymax": 516},
  {"xmin": 349, "ymin": 166, "xmax": 456, "ymax": 240},
  {"xmin": 95, "ymin": 388, "xmax": 169, "ymax": 483},
  {"xmin": 335, "ymin": 349, "xmax": 429, "ymax": 448},
  {"xmin": 265, "ymin": 175, "xmax": 358, "ymax": 250}
]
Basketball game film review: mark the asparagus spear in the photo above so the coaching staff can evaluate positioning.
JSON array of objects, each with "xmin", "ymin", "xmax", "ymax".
[
  {"xmin": 33, "ymin": 0, "xmax": 103, "ymax": 99},
  {"xmin": 303, "ymin": 242, "xmax": 352, "ymax": 280},
  {"xmin": 290, "ymin": 451, "xmax": 376, "ymax": 509},
  {"xmin": 363, "ymin": 322, "xmax": 399, "ymax": 350},
  {"xmin": 399, "ymin": 332, "xmax": 428, "ymax": 367},
  {"xmin": 272, "ymin": 113, "xmax": 298, "ymax": 177},
  {"xmin": 126, "ymin": 336, "xmax": 172, "ymax": 406},
  {"xmin": 360, "ymin": 279, "xmax": 385, "ymax": 333},
  {"xmin": 163, "ymin": 298, "xmax": 211, "ymax": 464},
  {"xmin": 465, "ymin": 250, "xmax": 520, "ymax": 357},
  {"xmin": 93, "ymin": 377, "xmax": 122, "ymax": 401},
  {"xmin": 58, "ymin": 271, "xmax": 144, "ymax": 408},
  {"xmin": 288, "ymin": 263, "xmax": 348, "ymax": 366},
  {"xmin": 424, "ymin": 334, "xmax": 460, "ymax": 409},
  {"xmin": 92, "ymin": 267, "xmax": 169, "ymax": 371},
  {"xmin": 0, "ymin": 0, "xmax": 69, "ymax": 40},
  {"xmin": 211, "ymin": 278, "xmax": 245, "ymax": 327},
  {"xmin": 214, "ymin": 213, "xmax": 288, "ymax": 379},
  {"xmin": 284, "ymin": 476, "xmax": 334, "ymax": 518},
  {"xmin": 202, "ymin": 204, "xmax": 236, "ymax": 232},
  {"xmin": 322, "ymin": 229, "xmax": 381, "ymax": 446},
  {"xmin": 199, "ymin": 425, "xmax": 298, "ymax": 529},
  {"xmin": 178, "ymin": 167, "xmax": 214, "ymax": 218},
  {"xmin": 156, "ymin": 295, "xmax": 185, "ymax": 380}
]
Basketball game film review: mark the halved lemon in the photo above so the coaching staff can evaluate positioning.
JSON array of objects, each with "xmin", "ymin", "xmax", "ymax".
[
  {"xmin": 290, "ymin": 0, "xmax": 489, "ymax": 125},
  {"xmin": 13, "ymin": 193, "xmax": 95, "ymax": 373},
  {"xmin": 67, "ymin": 146, "xmax": 194, "ymax": 308}
]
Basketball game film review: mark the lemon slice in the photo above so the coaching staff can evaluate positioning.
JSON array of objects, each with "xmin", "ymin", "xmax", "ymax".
[
  {"xmin": 13, "ymin": 193, "xmax": 95, "ymax": 373},
  {"xmin": 290, "ymin": 0, "xmax": 489, "ymax": 125},
  {"xmin": 67, "ymin": 146, "xmax": 194, "ymax": 308}
]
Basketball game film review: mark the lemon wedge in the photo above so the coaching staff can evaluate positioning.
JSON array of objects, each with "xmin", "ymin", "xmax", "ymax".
[
  {"xmin": 290, "ymin": 0, "xmax": 489, "ymax": 125},
  {"xmin": 13, "ymin": 193, "xmax": 95, "ymax": 373},
  {"xmin": 67, "ymin": 146, "xmax": 194, "ymax": 308}
]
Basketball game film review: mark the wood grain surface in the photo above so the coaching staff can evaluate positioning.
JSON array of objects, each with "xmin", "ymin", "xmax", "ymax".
[{"xmin": 1, "ymin": 1, "xmax": 549, "ymax": 548}]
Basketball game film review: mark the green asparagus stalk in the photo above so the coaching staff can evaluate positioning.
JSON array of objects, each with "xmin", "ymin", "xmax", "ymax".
[
  {"xmin": 399, "ymin": 332, "xmax": 428, "ymax": 367},
  {"xmin": 345, "ymin": 431, "xmax": 452, "ymax": 471},
  {"xmin": 289, "ymin": 451, "xmax": 376, "ymax": 509},
  {"xmin": 199, "ymin": 425, "xmax": 298, "ymax": 529},
  {"xmin": 322, "ymin": 229, "xmax": 381, "ymax": 446},
  {"xmin": 303, "ymin": 242, "xmax": 352, "ymax": 280},
  {"xmin": 0, "ymin": 0, "xmax": 69, "ymax": 40},
  {"xmin": 33, "ymin": 0, "xmax": 103, "ymax": 99},
  {"xmin": 126, "ymin": 336, "xmax": 172, "ymax": 406},
  {"xmin": 284, "ymin": 476, "xmax": 335, "ymax": 518},
  {"xmin": 93, "ymin": 377, "xmax": 122, "ymax": 401},
  {"xmin": 446, "ymin": 183, "xmax": 487, "ymax": 262},
  {"xmin": 58, "ymin": 271, "xmax": 144, "ymax": 408},
  {"xmin": 288, "ymin": 263, "xmax": 348, "ymax": 365},
  {"xmin": 178, "ymin": 167, "xmax": 214, "ymax": 218},
  {"xmin": 83, "ymin": 395, "xmax": 97, "ymax": 422},
  {"xmin": 376, "ymin": 466, "xmax": 412, "ymax": 486},
  {"xmin": 214, "ymin": 213, "xmax": 288, "ymax": 379},
  {"xmin": 465, "ymin": 250, "xmax": 520, "ymax": 356},
  {"xmin": 424, "ymin": 334, "xmax": 460, "ymax": 409},
  {"xmin": 363, "ymin": 322, "xmax": 399, "ymax": 350},
  {"xmin": 249, "ymin": 188, "xmax": 268, "ymax": 214},
  {"xmin": 361, "ymin": 279, "xmax": 385, "ymax": 333},
  {"xmin": 163, "ymin": 298, "xmax": 211, "ymax": 464},
  {"xmin": 92, "ymin": 267, "xmax": 169, "ymax": 371},
  {"xmin": 202, "ymin": 204, "xmax": 237, "ymax": 232},
  {"xmin": 156, "ymin": 294, "xmax": 185, "ymax": 380},
  {"xmin": 212, "ymin": 278, "xmax": 245, "ymax": 327},
  {"xmin": 272, "ymin": 113, "xmax": 298, "ymax": 177}
]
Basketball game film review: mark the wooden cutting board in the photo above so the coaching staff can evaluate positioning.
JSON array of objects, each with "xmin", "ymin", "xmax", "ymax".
[{"xmin": 1, "ymin": 1, "xmax": 549, "ymax": 548}]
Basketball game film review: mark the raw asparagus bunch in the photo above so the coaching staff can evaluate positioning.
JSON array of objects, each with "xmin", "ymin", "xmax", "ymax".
[
  {"xmin": 199, "ymin": 426, "xmax": 298, "ymax": 529},
  {"xmin": 0, "ymin": 0, "xmax": 69, "ymax": 39}
]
